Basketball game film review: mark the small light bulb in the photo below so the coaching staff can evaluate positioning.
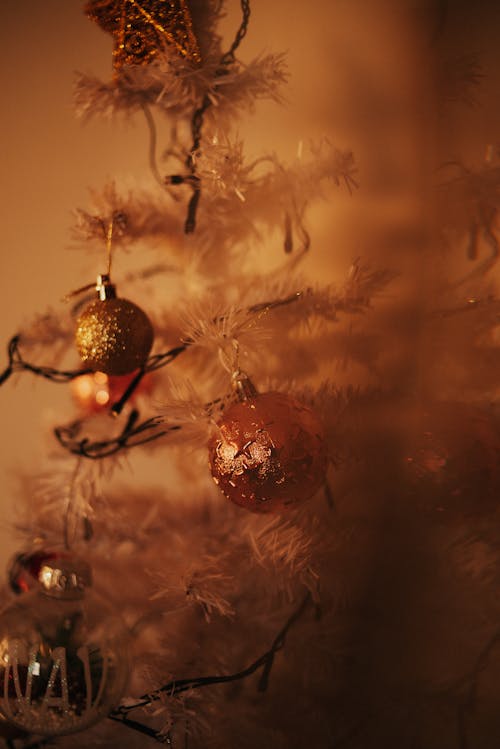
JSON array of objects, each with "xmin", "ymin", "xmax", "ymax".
[{"xmin": 96, "ymin": 389, "xmax": 110, "ymax": 405}]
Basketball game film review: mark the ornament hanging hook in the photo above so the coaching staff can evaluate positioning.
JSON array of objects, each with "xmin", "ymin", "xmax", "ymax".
[
  {"xmin": 106, "ymin": 217, "xmax": 114, "ymax": 278},
  {"xmin": 217, "ymin": 337, "xmax": 240, "ymax": 377},
  {"xmin": 217, "ymin": 339, "xmax": 257, "ymax": 400},
  {"xmin": 62, "ymin": 216, "xmax": 117, "ymax": 303},
  {"xmin": 230, "ymin": 337, "xmax": 240, "ymax": 375}
]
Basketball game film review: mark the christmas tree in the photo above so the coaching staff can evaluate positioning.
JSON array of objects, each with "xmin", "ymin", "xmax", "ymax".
[{"xmin": 1, "ymin": 1, "xmax": 500, "ymax": 747}]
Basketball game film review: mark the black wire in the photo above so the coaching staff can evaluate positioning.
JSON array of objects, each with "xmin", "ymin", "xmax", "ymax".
[
  {"xmin": 169, "ymin": 0, "xmax": 252, "ymax": 234},
  {"xmin": 0, "ymin": 336, "xmax": 188, "ymax": 401},
  {"xmin": 219, "ymin": 0, "xmax": 250, "ymax": 66},
  {"xmin": 109, "ymin": 593, "xmax": 312, "ymax": 742},
  {"xmin": 0, "ymin": 289, "xmax": 299, "ymax": 396},
  {"xmin": 108, "ymin": 714, "xmax": 163, "ymax": 741},
  {"xmin": 0, "ymin": 336, "xmax": 92, "ymax": 385},
  {"xmin": 2, "ymin": 290, "xmax": 301, "ymax": 459},
  {"xmin": 54, "ymin": 410, "xmax": 178, "ymax": 459},
  {"xmin": 111, "ymin": 367, "xmax": 147, "ymax": 415}
]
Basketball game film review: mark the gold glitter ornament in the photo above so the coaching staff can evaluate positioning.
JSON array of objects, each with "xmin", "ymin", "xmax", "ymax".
[
  {"xmin": 85, "ymin": 0, "xmax": 201, "ymax": 71},
  {"xmin": 208, "ymin": 383, "xmax": 328, "ymax": 513},
  {"xmin": 75, "ymin": 275, "xmax": 154, "ymax": 376}
]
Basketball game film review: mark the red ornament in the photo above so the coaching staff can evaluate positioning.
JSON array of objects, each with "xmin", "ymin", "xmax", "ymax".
[
  {"xmin": 8, "ymin": 549, "xmax": 70, "ymax": 595},
  {"xmin": 70, "ymin": 370, "xmax": 153, "ymax": 413},
  {"xmin": 208, "ymin": 391, "xmax": 328, "ymax": 513}
]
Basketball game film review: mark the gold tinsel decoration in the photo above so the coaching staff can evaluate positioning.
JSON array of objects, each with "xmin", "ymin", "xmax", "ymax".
[{"xmin": 85, "ymin": 0, "xmax": 201, "ymax": 70}]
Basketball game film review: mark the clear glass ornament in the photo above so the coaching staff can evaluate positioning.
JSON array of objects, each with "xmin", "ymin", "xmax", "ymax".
[{"xmin": 0, "ymin": 555, "xmax": 130, "ymax": 736}]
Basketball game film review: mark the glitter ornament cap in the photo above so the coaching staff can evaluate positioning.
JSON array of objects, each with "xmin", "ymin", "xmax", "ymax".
[
  {"xmin": 75, "ymin": 274, "xmax": 154, "ymax": 376},
  {"xmin": 95, "ymin": 273, "xmax": 117, "ymax": 301},
  {"xmin": 231, "ymin": 370, "xmax": 258, "ymax": 401}
]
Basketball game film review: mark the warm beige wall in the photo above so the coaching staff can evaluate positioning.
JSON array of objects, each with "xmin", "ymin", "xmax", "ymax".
[{"xmin": 0, "ymin": 3, "xmax": 141, "ymax": 567}]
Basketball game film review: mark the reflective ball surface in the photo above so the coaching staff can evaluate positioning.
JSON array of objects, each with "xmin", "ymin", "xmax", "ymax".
[{"xmin": 208, "ymin": 392, "xmax": 328, "ymax": 512}]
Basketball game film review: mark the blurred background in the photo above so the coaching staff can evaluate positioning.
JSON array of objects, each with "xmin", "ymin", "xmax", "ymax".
[{"xmin": 0, "ymin": 0, "xmax": 499, "ymax": 567}]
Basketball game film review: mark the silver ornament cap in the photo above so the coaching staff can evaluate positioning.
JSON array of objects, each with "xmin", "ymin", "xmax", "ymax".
[{"xmin": 38, "ymin": 554, "xmax": 92, "ymax": 599}]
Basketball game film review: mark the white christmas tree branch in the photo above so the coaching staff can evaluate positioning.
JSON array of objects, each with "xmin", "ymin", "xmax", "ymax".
[{"xmin": 108, "ymin": 592, "xmax": 313, "ymax": 742}]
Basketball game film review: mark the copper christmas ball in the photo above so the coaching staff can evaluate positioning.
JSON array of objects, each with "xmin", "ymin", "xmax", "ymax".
[
  {"xmin": 208, "ymin": 392, "xmax": 328, "ymax": 512},
  {"xmin": 75, "ymin": 297, "xmax": 154, "ymax": 376}
]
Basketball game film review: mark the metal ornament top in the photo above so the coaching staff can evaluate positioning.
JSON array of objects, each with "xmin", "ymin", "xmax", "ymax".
[
  {"xmin": 96, "ymin": 273, "xmax": 117, "ymax": 300},
  {"xmin": 38, "ymin": 555, "xmax": 92, "ymax": 599},
  {"xmin": 85, "ymin": 0, "xmax": 202, "ymax": 71}
]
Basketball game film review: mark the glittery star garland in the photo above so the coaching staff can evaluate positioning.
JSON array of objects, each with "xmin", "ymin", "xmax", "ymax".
[{"xmin": 85, "ymin": 0, "xmax": 201, "ymax": 71}]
